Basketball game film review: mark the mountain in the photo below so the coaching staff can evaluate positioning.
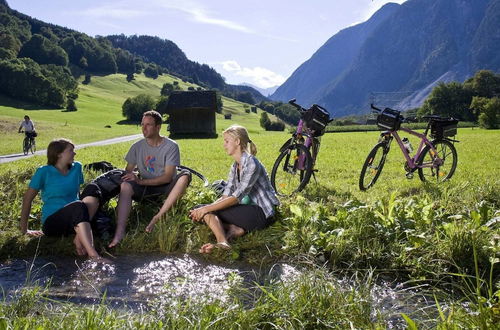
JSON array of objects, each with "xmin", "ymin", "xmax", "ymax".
[
  {"xmin": 0, "ymin": 1, "xmax": 265, "ymax": 106},
  {"xmin": 271, "ymin": 0, "xmax": 500, "ymax": 117},
  {"xmin": 241, "ymin": 83, "xmax": 279, "ymax": 97}
]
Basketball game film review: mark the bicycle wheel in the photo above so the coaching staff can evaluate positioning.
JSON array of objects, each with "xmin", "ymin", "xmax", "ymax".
[
  {"xmin": 359, "ymin": 142, "xmax": 389, "ymax": 191},
  {"xmin": 30, "ymin": 138, "xmax": 36, "ymax": 154},
  {"xmin": 417, "ymin": 139, "xmax": 457, "ymax": 183},
  {"xmin": 177, "ymin": 165, "xmax": 209, "ymax": 187},
  {"xmin": 271, "ymin": 143, "xmax": 313, "ymax": 196},
  {"xmin": 23, "ymin": 138, "xmax": 29, "ymax": 155}
]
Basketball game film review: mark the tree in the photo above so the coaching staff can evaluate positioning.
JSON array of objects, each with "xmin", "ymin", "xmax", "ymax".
[
  {"xmin": 156, "ymin": 96, "xmax": 169, "ymax": 115},
  {"xmin": 418, "ymin": 82, "xmax": 474, "ymax": 121},
  {"xmin": 144, "ymin": 64, "xmax": 159, "ymax": 79},
  {"xmin": 260, "ymin": 112, "xmax": 270, "ymax": 129},
  {"xmin": 126, "ymin": 73, "xmax": 135, "ymax": 82},
  {"xmin": 236, "ymin": 91, "xmax": 255, "ymax": 104},
  {"xmin": 464, "ymin": 70, "xmax": 500, "ymax": 98},
  {"xmin": 472, "ymin": 97, "xmax": 500, "ymax": 129},
  {"xmin": 66, "ymin": 98, "xmax": 77, "ymax": 111},
  {"xmin": 18, "ymin": 34, "xmax": 69, "ymax": 66},
  {"xmin": 122, "ymin": 94, "xmax": 156, "ymax": 122},
  {"xmin": 160, "ymin": 82, "xmax": 174, "ymax": 96}
]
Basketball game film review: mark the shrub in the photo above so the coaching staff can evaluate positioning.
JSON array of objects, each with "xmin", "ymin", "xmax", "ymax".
[{"xmin": 122, "ymin": 94, "xmax": 157, "ymax": 122}]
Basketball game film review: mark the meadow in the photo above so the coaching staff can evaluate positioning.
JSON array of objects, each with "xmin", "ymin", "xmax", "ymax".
[
  {"xmin": 0, "ymin": 127, "xmax": 498, "ymax": 327},
  {"xmin": 0, "ymin": 73, "xmax": 268, "ymax": 155}
]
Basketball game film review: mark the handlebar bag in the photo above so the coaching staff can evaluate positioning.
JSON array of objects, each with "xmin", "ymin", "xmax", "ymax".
[
  {"xmin": 377, "ymin": 108, "xmax": 401, "ymax": 131},
  {"xmin": 302, "ymin": 105, "xmax": 330, "ymax": 136}
]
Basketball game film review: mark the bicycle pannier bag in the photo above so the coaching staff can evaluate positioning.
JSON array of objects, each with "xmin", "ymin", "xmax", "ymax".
[
  {"xmin": 430, "ymin": 118, "xmax": 458, "ymax": 139},
  {"xmin": 377, "ymin": 108, "xmax": 401, "ymax": 131},
  {"xmin": 302, "ymin": 104, "xmax": 330, "ymax": 136}
]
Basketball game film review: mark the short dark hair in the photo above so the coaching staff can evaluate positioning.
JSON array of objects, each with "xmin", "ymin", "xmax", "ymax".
[
  {"xmin": 24, "ymin": 115, "xmax": 30, "ymax": 120},
  {"xmin": 47, "ymin": 138, "xmax": 74, "ymax": 166},
  {"xmin": 143, "ymin": 110, "xmax": 162, "ymax": 126}
]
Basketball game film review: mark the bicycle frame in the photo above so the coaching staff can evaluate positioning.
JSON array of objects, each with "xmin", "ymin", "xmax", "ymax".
[
  {"xmin": 385, "ymin": 127, "xmax": 442, "ymax": 170},
  {"xmin": 293, "ymin": 118, "xmax": 314, "ymax": 170}
]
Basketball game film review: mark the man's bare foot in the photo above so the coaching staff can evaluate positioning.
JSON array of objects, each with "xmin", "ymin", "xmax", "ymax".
[
  {"xmin": 73, "ymin": 236, "xmax": 87, "ymax": 256},
  {"xmin": 226, "ymin": 225, "xmax": 245, "ymax": 241}
]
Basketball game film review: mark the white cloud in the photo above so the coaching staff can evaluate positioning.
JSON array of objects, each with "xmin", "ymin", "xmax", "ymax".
[
  {"xmin": 78, "ymin": 3, "xmax": 150, "ymax": 19},
  {"xmin": 154, "ymin": 0, "xmax": 254, "ymax": 33},
  {"xmin": 219, "ymin": 60, "xmax": 285, "ymax": 88}
]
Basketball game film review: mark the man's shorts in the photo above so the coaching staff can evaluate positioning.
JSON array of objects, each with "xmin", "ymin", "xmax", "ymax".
[{"xmin": 127, "ymin": 169, "xmax": 192, "ymax": 202}]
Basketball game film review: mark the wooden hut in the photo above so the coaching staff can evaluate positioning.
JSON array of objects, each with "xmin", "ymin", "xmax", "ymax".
[{"xmin": 165, "ymin": 91, "xmax": 217, "ymax": 137}]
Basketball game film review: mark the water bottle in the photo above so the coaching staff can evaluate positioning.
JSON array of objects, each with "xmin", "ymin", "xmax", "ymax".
[{"xmin": 402, "ymin": 137, "xmax": 413, "ymax": 153}]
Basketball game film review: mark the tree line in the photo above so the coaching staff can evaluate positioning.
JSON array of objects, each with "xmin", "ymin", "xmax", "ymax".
[{"xmin": 418, "ymin": 70, "xmax": 500, "ymax": 129}]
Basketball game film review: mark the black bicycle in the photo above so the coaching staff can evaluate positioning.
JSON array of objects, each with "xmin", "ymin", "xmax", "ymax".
[
  {"xmin": 270, "ymin": 99, "xmax": 332, "ymax": 196},
  {"xmin": 20, "ymin": 131, "xmax": 37, "ymax": 155}
]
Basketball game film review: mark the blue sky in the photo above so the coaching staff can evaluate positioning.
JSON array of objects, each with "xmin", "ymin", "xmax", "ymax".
[{"xmin": 7, "ymin": 0, "xmax": 406, "ymax": 88}]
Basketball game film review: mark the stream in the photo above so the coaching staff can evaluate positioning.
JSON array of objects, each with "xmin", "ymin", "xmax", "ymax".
[{"xmin": 0, "ymin": 253, "xmax": 461, "ymax": 327}]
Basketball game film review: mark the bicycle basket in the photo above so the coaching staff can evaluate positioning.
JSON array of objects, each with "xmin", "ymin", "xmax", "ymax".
[
  {"xmin": 377, "ymin": 108, "xmax": 401, "ymax": 131},
  {"xmin": 302, "ymin": 104, "xmax": 330, "ymax": 136},
  {"xmin": 430, "ymin": 118, "xmax": 458, "ymax": 139}
]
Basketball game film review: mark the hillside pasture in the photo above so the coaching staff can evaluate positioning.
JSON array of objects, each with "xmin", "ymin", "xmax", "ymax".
[{"xmin": 0, "ymin": 73, "xmax": 269, "ymax": 155}]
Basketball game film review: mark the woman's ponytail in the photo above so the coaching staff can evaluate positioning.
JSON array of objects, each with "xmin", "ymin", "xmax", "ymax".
[
  {"xmin": 223, "ymin": 125, "xmax": 257, "ymax": 155},
  {"xmin": 247, "ymin": 140, "xmax": 257, "ymax": 156}
]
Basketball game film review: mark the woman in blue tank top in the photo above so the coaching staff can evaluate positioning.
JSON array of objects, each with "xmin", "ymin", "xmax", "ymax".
[{"xmin": 19, "ymin": 139, "xmax": 102, "ymax": 259}]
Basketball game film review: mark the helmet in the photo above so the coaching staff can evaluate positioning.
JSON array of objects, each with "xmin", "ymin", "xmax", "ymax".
[{"xmin": 211, "ymin": 179, "xmax": 227, "ymax": 197}]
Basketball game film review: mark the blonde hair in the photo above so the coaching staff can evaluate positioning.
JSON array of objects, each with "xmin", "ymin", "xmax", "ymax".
[{"xmin": 223, "ymin": 125, "xmax": 257, "ymax": 156}]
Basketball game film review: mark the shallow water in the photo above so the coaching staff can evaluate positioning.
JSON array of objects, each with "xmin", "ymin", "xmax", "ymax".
[{"xmin": 0, "ymin": 254, "xmax": 458, "ymax": 327}]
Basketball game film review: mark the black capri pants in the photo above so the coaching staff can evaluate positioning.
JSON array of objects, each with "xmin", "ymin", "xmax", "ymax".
[
  {"xmin": 42, "ymin": 201, "xmax": 90, "ymax": 237},
  {"xmin": 194, "ymin": 204, "xmax": 273, "ymax": 232}
]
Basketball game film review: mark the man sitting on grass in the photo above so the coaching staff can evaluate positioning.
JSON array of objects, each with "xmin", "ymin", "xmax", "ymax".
[{"xmin": 108, "ymin": 110, "xmax": 191, "ymax": 248}]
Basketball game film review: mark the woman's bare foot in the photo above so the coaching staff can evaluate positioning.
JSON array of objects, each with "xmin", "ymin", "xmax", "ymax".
[
  {"xmin": 199, "ymin": 241, "xmax": 231, "ymax": 254},
  {"xmin": 199, "ymin": 243, "xmax": 215, "ymax": 254},
  {"xmin": 73, "ymin": 236, "xmax": 87, "ymax": 256},
  {"xmin": 108, "ymin": 232, "xmax": 125, "ymax": 248},
  {"xmin": 226, "ymin": 225, "xmax": 245, "ymax": 241}
]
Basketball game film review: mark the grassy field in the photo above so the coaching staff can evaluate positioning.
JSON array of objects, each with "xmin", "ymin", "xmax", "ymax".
[
  {"xmin": 0, "ymin": 127, "xmax": 499, "ymax": 327},
  {"xmin": 0, "ymin": 71, "xmax": 498, "ymax": 327},
  {"xmin": 0, "ymin": 73, "xmax": 270, "ymax": 155}
]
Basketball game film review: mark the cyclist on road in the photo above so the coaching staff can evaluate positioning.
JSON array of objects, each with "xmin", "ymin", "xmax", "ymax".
[{"xmin": 18, "ymin": 115, "xmax": 36, "ymax": 139}]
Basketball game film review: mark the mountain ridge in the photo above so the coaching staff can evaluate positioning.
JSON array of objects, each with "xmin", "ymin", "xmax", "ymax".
[{"xmin": 271, "ymin": 0, "xmax": 500, "ymax": 117}]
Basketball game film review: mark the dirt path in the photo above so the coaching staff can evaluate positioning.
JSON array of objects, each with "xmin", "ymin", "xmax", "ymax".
[{"xmin": 0, "ymin": 134, "xmax": 143, "ymax": 164}]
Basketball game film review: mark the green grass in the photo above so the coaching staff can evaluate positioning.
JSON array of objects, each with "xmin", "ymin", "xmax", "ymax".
[
  {"xmin": 0, "ymin": 73, "xmax": 270, "ymax": 155},
  {"xmin": 0, "ymin": 112, "xmax": 498, "ymax": 326},
  {"xmin": 0, "ymin": 68, "xmax": 497, "ymax": 327}
]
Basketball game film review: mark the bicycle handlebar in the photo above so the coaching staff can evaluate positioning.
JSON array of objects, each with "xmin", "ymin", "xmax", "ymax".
[
  {"xmin": 289, "ymin": 99, "xmax": 334, "ymax": 122},
  {"xmin": 288, "ymin": 98, "xmax": 307, "ymax": 113}
]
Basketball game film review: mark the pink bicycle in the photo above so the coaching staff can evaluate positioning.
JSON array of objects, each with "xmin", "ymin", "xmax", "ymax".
[
  {"xmin": 359, "ymin": 104, "xmax": 459, "ymax": 191},
  {"xmin": 270, "ymin": 99, "xmax": 332, "ymax": 196}
]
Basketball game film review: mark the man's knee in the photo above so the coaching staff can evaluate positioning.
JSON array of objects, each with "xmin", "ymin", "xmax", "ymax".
[{"xmin": 120, "ymin": 181, "xmax": 134, "ymax": 195}]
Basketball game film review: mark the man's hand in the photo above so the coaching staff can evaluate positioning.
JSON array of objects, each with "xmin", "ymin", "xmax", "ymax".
[
  {"xmin": 146, "ymin": 213, "xmax": 166, "ymax": 233},
  {"xmin": 121, "ymin": 172, "xmax": 138, "ymax": 182}
]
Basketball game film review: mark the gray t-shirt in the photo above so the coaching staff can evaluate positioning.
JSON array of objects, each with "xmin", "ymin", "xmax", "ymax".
[{"xmin": 125, "ymin": 138, "xmax": 180, "ymax": 180}]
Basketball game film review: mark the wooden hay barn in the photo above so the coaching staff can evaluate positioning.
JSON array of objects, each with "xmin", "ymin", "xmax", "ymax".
[{"xmin": 165, "ymin": 91, "xmax": 217, "ymax": 137}]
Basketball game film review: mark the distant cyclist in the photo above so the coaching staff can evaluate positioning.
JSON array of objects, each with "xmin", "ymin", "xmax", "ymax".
[{"xmin": 18, "ymin": 115, "xmax": 36, "ymax": 139}]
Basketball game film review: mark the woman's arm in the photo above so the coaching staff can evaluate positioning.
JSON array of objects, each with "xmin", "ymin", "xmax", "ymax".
[
  {"xmin": 189, "ymin": 196, "xmax": 238, "ymax": 222},
  {"xmin": 20, "ymin": 188, "xmax": 42, "ymax": 236}
]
